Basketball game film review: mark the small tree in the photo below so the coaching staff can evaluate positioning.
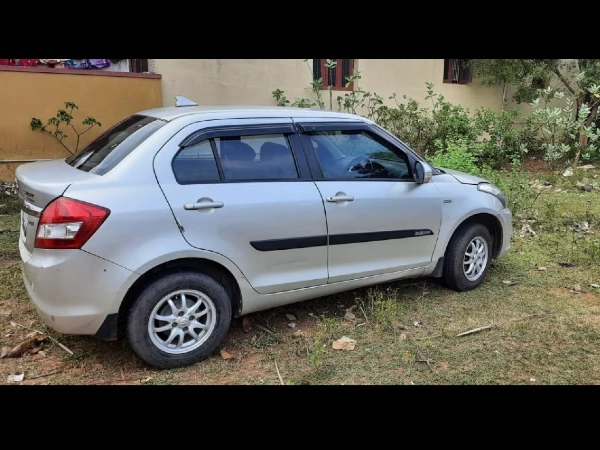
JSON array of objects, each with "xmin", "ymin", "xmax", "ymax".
[
  {"xmin": 530, "ymin": 82, "xmax": 600, "ymax": 167},
  {"xmin": 471, "ymin": 59, "xmax": 553, "ymax": 108},
  {"xmin": 30, "ymin": 101, "xmax": 101, "ymax": 155},
  {"xmin": 475, "ymin": 59, "xmax": 600, "ymax": 167}
]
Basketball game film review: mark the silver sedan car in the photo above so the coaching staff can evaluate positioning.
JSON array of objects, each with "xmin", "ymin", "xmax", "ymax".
[{"xmin": 15, "ymin": 98, "xmax": 512, "ymax": 369}]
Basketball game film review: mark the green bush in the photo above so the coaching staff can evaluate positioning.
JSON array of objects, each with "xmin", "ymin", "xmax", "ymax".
[{"xmin": 427, "ymin": 138, "xmax": 479, "ymax": 174}]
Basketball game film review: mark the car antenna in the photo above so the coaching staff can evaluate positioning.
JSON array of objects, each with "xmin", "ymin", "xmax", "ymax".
[{"xmin": 175, "ymin": 96, "xmax": 199, "ymax": 107}]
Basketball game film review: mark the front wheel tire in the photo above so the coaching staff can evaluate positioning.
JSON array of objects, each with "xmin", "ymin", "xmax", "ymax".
[
  {"xmin": 127, "ymin": 271, "xmax": 232, "ymax": 369},
  {"xmin": 443, "ymin": 223, "xmax": 493, "ymax": 291}
]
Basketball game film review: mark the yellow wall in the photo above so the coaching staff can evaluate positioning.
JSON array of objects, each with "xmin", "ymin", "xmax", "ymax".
[
  {"xmin": 155, "ymin": 59, "xmax": 506, "ymax": 114},
  {"xmin": 0, "ymin": 68, "xmax": 162, "ymax": 181}
]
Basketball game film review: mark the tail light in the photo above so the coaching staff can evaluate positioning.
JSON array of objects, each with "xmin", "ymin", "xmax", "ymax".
[{"xmin": 35, "ymin": 197, "xmax": 110, "ymax": 249}]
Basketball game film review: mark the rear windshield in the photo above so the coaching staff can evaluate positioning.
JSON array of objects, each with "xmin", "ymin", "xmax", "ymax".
[{"xmin": 66, "ymin": 114, "xmax": 166, "ymax": 175}]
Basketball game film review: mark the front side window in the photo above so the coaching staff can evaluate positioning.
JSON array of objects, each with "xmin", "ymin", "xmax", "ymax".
[
  {"xmin": 308, "ymin": 130, "xmax": 412, "ymax": 180},
  {"xmin": 67, "ymin": 114, "xmax": 165, "ymax": 175}
]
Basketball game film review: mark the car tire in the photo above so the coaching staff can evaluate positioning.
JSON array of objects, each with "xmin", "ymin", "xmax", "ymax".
[
  {"xmin": 127, "ymin": 270, "xmax": 232, "ymax": 369},
  {"xmin": 442, "ymin": 222, "xmax": 493, "ymax": 292}
]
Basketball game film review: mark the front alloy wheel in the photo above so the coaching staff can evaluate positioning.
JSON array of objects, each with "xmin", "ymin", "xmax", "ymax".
[
  {"xmin": 462, "ymin": 237, "xmax": 488, "ymax": 282},
  {"xmin": 443, "ymin": 222, "xmax": 493, "ymax": 291}
]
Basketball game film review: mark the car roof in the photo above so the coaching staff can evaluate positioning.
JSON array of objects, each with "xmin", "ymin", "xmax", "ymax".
[{"xmin": 137, "ymin": 105, "xmax": 373, "ymax": 123}]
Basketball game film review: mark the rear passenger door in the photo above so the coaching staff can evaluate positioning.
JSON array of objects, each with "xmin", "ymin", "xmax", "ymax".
[{"xmin": 153, "ymin": 119, "xmax": 328, "ymax": 295}]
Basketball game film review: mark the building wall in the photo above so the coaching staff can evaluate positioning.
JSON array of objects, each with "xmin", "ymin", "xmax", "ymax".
[
  {"xmin": 154, "ymin": 59, "xmax": 506, "ymax": 113},
  {"xmin": 0, "ymin": 66, "xmax": 162, "ymax": 181},
  {"xmin": 357, "ymin": 59, "xmax": 506, "ymax": 113}
]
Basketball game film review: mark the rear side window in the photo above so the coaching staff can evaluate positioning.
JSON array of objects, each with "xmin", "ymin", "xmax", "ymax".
[
  {"xmin": 172, "ymin": 141, "xmax": 220, "ymax": 184},
  {"xmin": 66, "ymin": 115, "xmax": 165, "ymax": 175},
  {"xmin": 172, "ymin": 132, "xmax": 299, "ymax": 184},
  {"xmin": 214, "ymin": 134, "xmax": 298, "ymax": 181}
]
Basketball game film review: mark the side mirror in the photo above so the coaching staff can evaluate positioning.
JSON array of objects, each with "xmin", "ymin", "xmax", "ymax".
[{"xmin": 414, "ymin": 161, "xmax": 433, "ymax": 184}]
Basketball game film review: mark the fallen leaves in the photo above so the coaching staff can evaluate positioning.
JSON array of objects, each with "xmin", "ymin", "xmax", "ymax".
[
  {"xmin": 503, "ymin": 280, "xmax": 518, "ymax": 286},
  {"xmin": 220, "ymin": 350, "xmax": 234, "ymax": 360},
  {"xmin": 285, "ymin": 313, "xmax": 298, "ymax": 329},
  {"xmin": 332, "ymin": 336, "xmax": 357, "ymax": 351},
  {"xmin": 0, "ymin": 334, "xmax": 48, "ymax": 359},
  {"xmin": 242, "ymin": 316, "xmax": 252, "ymax": 333},
  {"xmin": 10, "ymin": 321, "xmax": 73, "ymax": 355}
]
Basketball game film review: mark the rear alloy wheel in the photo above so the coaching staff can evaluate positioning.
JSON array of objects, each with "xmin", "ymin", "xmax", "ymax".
[
  {"xmin": 442, "ymin": 223, "xmax": 493, "ymax": 291},
  {"xmin": 127, "ymin": 271, "xmax": 232, "ymax": 369}
]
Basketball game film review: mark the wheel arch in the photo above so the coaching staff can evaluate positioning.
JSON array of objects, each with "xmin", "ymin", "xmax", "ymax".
[
  {"xmin": 445, "ymin": 212, "xmax": 503, "ymax": 260},
  {"xmin": 117, "ymin": 257, "xmax": 243, "ymax": 337}
]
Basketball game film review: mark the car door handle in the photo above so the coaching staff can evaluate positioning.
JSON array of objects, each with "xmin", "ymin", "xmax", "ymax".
[
  {"xmin": 183, "ymin": 201, "xmax": 224, "ymax": 210},
  {"xmin": 326, "ymin": 195, "xmax": 354, "ymax": 203}
]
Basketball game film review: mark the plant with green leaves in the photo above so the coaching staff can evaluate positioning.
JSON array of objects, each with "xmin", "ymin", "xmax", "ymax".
[
  {"xmin": 474, "ymin": 59, "xmax": 600, "ymax": 167},
  {"xmin": 530, "ymin": 81, "xmax": 600, "ymax": 167},
  {"xmin": 273, "ymin": 59, "xmax": 328, "ymax": 109},
  {"xmin": 471, "ymin": 59, "xmax": 552, "ymax": 107},
  {"xmin": 428, "ymin": 137, "xmax": 479, "ymax": 174},
  {"xmin": 269, "ymin": 62, "xmax": 555, "ymax": 170},
  {"xmin": 30, "ymin": 101, "xmax": 101, "ymax": 155},
  {"xmin": 471, "ymin": 107, "xmax": 540, "ymax": 167}
]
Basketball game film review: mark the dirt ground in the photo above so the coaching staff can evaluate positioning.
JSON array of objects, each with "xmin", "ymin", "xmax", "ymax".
[{"xmin": 2, "ymin": 165, "xmax": 600, "ymax": 385}]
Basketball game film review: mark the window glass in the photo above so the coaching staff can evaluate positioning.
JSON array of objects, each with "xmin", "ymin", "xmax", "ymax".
[
  {"xmin": 173, "ymin": 140, "xmax": 220, "ymax": 184},
  {"xmin": 66, "ymin": 115, "xmax": 165, "ymax": 175},
  {"xmin": 309, "ymin": 130, "xmax": 411, "ymax": 180},
  {"xmin": 214, "ymin": 134, "xmax": 298, "ymax": 181}
]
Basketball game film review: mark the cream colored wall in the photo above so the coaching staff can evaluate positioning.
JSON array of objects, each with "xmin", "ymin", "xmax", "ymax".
[
  {"xmin": 356, "ymin": 59, "xmax": 505, "ymax": 113},
  {"xmin": 154, "ymin": 59, "xmax": 506, "ymax": 113},
  {"xmin": 154, "ymin": 59, "xmax": 313, "ymax": 107}
]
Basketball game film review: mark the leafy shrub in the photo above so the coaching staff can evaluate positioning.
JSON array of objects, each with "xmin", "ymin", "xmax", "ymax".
[{"xmin": 30, "ymin": 101, "xmax": 101, "ymax": 155}]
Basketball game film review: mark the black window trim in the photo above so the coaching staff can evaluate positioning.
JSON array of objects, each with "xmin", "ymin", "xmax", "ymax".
[
  {"xmin": 172, "ymin": 124, "xmax": 312, "ymax": 185},
  {"xmin": 296, "ymin": 121, "xmax": 418, "ymax": 183}
]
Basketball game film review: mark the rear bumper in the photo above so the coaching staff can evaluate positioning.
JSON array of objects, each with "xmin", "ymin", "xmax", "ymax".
[
  {"xmin": 496, "ymin": 207, "xmax": 513, "ymax": 258},
  {"xmin": 19, "ymin": 239, "xmax": 137, "ymax": 337}
]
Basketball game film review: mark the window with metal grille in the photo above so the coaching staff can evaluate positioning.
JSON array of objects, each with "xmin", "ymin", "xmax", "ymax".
[
  {"xmin": 312, "ymin": 59, "xmax": 355, "ymax": 90},
  {"xmin": 129, "ymin": 59, "xmax": 149, "ymax": 73},
  {"xmin": 443, "ymin": 59, "xmax": 472, "ymax": 84}
]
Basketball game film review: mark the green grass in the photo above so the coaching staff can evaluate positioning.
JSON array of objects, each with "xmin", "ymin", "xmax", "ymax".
[{"xmin": 1, "ymin": 168, "xmax": 600, "ymax": 385}]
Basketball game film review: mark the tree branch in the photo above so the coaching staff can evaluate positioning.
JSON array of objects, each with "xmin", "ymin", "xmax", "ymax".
[
  {"xmin": 78, "ymin": 125, "xmax": 95, "ymax": 137},
  {"xmin": 69, "ymin": 123, "xmax": 80, "ymax": 153},
  {"xmin": 552, "ymin": 66, "xmax": 576, "ymax": 95},
  {"xmin": 41, "ymin": 130, "xmax": 73, "ymax": 155}
]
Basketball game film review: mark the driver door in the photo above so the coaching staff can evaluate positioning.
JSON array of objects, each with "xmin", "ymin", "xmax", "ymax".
[{"xmin": 296, "ymin": 121, "xmax": 443, "ymax": 284}]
